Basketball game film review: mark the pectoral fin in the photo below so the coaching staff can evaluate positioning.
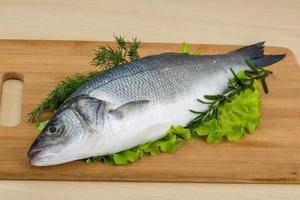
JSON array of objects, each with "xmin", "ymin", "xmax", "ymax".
[{"xmin": 109, "ymin": 100, "xmax": 150, "ymax": 119}]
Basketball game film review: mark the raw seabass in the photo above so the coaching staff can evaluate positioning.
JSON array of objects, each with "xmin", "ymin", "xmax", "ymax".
[{"xmin": 28, "ymin": 42, "xmax": 285, "ymax": 166}]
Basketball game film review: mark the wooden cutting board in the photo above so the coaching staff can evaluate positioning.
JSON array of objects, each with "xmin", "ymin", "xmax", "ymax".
[{"xmin": 0, "ymin": 40, "xmax": 299, "ymax": 183}]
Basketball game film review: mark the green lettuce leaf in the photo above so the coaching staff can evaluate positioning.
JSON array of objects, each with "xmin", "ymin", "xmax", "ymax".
[
  {"xmin": 35, "ymin": 120, "xmax": 48, "ymax": 132},
  {"xmin": 93, "ymin": 126, "xmax": 191, "ymax": 165},
  {"xmin": 194, "ymin": 72, "xmax": 261, "ymax": 143}
]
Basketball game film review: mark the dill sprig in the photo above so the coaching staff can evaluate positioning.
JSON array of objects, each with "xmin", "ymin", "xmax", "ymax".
[
  {"xmin": 91, "ymin": 35, "xmax": 140, "ymax": 69},
  {"xmin": 186, "ymin": 60, "xmax": 272, "ymax": 128},
  {"xmin": 28, "ymin": 35, "xmax": 141, "ymax": 122},
  {"xmin": 28, "ymin": 72, "xmax": 100, "ymax": 122}
]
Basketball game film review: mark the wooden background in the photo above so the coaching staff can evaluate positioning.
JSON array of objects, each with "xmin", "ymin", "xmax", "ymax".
[
  {"xmin": 0, "ymin": 0, "xmax": 300, "ymax": 199},
  {"xmin": 0, "ymin": 40, "xmax": 299, "ymax": 183}
]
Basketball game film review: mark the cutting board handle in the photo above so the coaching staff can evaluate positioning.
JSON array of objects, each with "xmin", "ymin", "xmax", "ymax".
[{"xmin": 0, "ymin": 72, "xmax": 24, "ymax": 127}]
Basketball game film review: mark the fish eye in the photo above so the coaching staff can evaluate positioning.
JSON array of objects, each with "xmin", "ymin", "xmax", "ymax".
[
  {"xmin": 46, "ymin": 124, "xmax": 62, "ymax": 135},
  {"xmin": 49, "ymin": 126, "xmax": 57, "ymax": 133}
]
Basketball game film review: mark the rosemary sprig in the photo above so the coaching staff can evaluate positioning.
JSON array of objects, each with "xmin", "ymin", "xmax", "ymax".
[
  {"xmin": 186, "ymin": 61, "xmax": 272, "ymax": 128},
  {"xmin": 28, "ymin": 35, "xmax": 141, "ymax": 122}
]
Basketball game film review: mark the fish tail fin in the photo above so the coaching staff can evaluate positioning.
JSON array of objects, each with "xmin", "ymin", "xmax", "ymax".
[{"xmin": 231, "ymin": 42, "xmax": 286, "ymax": 67}]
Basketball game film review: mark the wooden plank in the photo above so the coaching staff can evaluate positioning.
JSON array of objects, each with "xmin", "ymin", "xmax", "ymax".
[{"xmin": 0, "ymin": 40, "xmax": 299, "ymax": 183}]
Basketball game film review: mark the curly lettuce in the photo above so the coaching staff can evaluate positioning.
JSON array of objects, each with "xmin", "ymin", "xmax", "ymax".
[{"xmin": 194, "ymin": 72, "xmax": 261, "ymax": 143}]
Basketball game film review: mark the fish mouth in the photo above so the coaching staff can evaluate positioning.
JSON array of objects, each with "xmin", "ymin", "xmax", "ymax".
[
  {"xmin": 27, "ymin": 148, "xmax": 42, "ymax": 160},
  {"xmin": 27, "ymin": 148, "xmax": 55, "ymax": 166},
  {"xmin": 28, "ymin": 149, "xmax": 50, "ymax": 166},
  {"xmin": 27, "ymin": 148, "xmax": 76, "ymax": 166},
  {"xmin": 27, "ymin": 148, "xmax": 46, "ymax": 166}
]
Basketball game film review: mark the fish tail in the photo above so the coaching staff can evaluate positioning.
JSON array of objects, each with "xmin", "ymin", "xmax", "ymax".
[{"xmin": 231, "ymin": 42, "xmax": 286, "ymax": 67}]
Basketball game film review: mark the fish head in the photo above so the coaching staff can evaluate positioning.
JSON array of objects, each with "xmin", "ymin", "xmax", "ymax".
[{"xmin": 28, "ymin": 96, "xmax": 109, "ymax": 166}]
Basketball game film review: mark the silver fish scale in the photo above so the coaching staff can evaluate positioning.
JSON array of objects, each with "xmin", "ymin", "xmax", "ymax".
[{"xmin": 69, "ymin": 53, "xmax": 245, "ymax": 105}]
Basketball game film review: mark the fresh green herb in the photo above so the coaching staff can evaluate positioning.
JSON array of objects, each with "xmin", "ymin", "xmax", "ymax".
[
  {"xmin": 183, "ymin": 42, "xmax": 190, "ymax": 54},
  {"xmin": 193, "ymin": 50, "xmax": 202, "ymax": 55},
  {"xmin": 187, "ymin": 61, "xmax": 272, "ymax": 128},
  {"xmin": 91, "ymin": 35, "xmax": 140, "ymax": 69},
  {"xmin": 182, "ymin": 42, "xmax": 202, "ymax": 55},
  {"xmin": 28, "ymin": 71, "xmax": 100, "ymax": 122},
  {"xmin": 28, "ymin": 35, "xmax": 141, "ymax": 122},
  {"xmin": 35, "ymin": 120, "xmax": 49, "ymax": 131},
  {"xmin": 194, "ymin": 71, "xmax": 261, "ymax": 143}
]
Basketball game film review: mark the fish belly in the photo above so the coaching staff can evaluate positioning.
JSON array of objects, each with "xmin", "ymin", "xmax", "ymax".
[{"xmin": 97, "ymin": 81, "xmax": 225, "ymax": 155}]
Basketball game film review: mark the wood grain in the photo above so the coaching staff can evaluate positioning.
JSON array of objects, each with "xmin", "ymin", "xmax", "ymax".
[
  {"xmin": 0, "ymin": 40, "xmax": 299, "ymax": 183},
  {"xmin": 1, "ymin": 181, "xmax": 300, "ymax": 200},
  {"xmin": 1, "ymin": 1, "xmax": 300, "ymax": 199}
]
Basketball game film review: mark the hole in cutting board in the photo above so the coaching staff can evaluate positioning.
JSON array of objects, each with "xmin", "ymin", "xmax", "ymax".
[{"xmin": 0, "ymin": 73, "xmax": 24, "ymax": 127}]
